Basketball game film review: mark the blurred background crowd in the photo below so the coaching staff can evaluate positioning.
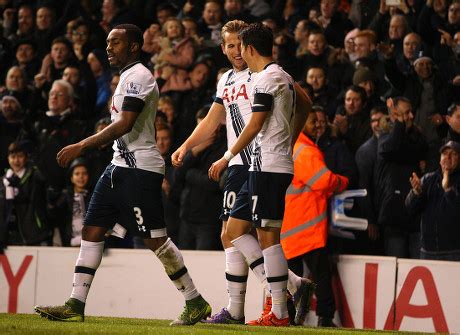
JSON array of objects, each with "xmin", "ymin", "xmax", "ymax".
[{"xmin": 1, "ymin": 0, "xmax": 459, "ymax": 259}]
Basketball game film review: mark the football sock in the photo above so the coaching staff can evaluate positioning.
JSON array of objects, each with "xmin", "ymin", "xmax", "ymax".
[
  {"xmin": 231, "ymin": 234, "xmax": 269, "ymax": 295},
  {"xmin": 263, "ymin": 244, "xmax": 288, "ymax": 319},
  {"xmin": 225, "ymin": 247, "xmax": 248, "ymax": 319},
  {"xmin": 287, "ymin": 269, "xmax": 302, "ymax": 296},
  {"xmin": 154, "ymin": 238, "xmax": 199, "ymax": 301},
  {"xmin": 70, "ymin": 240, "xmax": 104, "ymax": 304}
]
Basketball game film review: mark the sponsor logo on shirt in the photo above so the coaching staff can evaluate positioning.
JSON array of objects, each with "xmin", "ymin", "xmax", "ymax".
[{"xmin": 126, "ymin": 82, "xmax": 142, "ymax": 95}]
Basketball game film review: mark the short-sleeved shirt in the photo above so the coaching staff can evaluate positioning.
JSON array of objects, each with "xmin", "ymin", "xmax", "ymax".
[
  {"xmin": 110, "ymin": 62, "xmax": 165, "ymax": 175},
  {"xmin": 249, "ymin": 62, "xmax": 295, "ymax": 174},
  {"xmin": 215, "ymin": 68, "xmax": 253, "ymax": 167}
]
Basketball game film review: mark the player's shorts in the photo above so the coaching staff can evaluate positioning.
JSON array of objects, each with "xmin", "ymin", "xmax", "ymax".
[
  {"xmin": 230, "ymin": 171, "xmax": 293, "ymax": 228},
  {"xmin": 84, "ymin": 164, "xmax": 167, "ymax": 239},
  {"xmin": 220, "ymin": 165, "xmax": 249, "ymax": 221}
]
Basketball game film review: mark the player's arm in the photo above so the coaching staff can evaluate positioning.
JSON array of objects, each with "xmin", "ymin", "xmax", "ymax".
[
  {"xmin": 171, "ymin": 102, "xmax": 225, "ymax": 167},
  {"xmin": 57, "ymin": 100, "xmax": 142, "ymax": 167},
  {"xmin": 291, "ymin": 82, "xmax": 312, "ymax": 148},
  {"xmin": 208, "ymin": 93, "xmax": 270, "ymax": 181}
]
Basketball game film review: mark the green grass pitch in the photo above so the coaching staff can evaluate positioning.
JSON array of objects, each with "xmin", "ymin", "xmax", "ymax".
[{"xmin": 0, "ymin": 313, "xmax": 429, "ymax": 335}]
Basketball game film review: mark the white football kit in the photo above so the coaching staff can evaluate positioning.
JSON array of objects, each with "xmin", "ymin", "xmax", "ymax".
[
  {"xmin": 250, "ymin": 62, "xmax": 295, "ymax": 174},
  {"xmin": 110, "ymin": 62, "xmax": 165, "ymax": 175},
  {"xmin": 215, "ymin": 68, "xmax": 253, "ymax": 167}
]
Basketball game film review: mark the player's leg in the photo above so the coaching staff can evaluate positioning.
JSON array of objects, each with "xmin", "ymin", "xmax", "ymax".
[
  {"xmin": 204, "ymin": 166, "xmax": 249, "ymax": 324},
  {"xmin": 129, "ymin": 168, "xmax": 209, "ymax": 326},
  {"xmin": 35, "ymin": 164, "xmax": 118, "ymax": 322}
]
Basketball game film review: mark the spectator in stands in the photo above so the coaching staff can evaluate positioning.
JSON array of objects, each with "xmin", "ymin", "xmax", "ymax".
[
  {"xmin": 174, "ymin": 107, "xmax": 226, "ymax": 250},
  {"xmin": 153, "ymin": 18, "xmax": 195, "ymax": 72},
  {"xmin": 406, "ymin": 140, "xmax": 460, "ymax": 261},
  {"xmin": 34, "ymin": 5, "xmax": 55, "ymax": 59},
  {"xmin": 282, "ymin": 111, "xmax": 349, "ymax": 328},
  {"xmin": 333, "ymin": 85, "xmax": 372, "ymax": 154},
  {"xmin": 352, "ymin": 66, "xmax": 385, "ymax": 108},
  {"xmin": 0, "ymin": 66, "xmax": 34, "ymax": 114},
  {"xmin": 156, "ymin": 3, "xmax": 177, "ymax": 26},
  {"xmin": 398, "ymin": 32, "xmax": 422, "ymax": 75},
  {"xmin": 417, "ymin": 0, "xmax": 458, "ymax": 46},
  {"xmin": 354, "ymin": 30, "xmax": 387, "ymax": 91},
  {"xmin": 299, "ymin": 30, "xmax": 329, "ymax": 74},
  {"xmin": 0, "ymin": 95, "xmax": 24, "ymax": 172},
  {"xmin": 223, "ymin": 0, "xmax": 254, "ymax": 23},
  {"xmin": 87, "ymin": 49, "xmax": 112, "ymax": 114},
  {"xmin": 198, "ymin": 0, "xmax": 224, "ymax": 47},
  {"xmin": 156, "ymin": 122, "xmax": 180, "ymax": 245},
  {"xmin": 355, "ymin": 106, "xmax": 388, "ymax": 255},
  {"xmin": 36, "ymin": 37, "xmax": 77, "ymax": 93},
  {"xmin": 446, "ymin": 102, "xmax": 460, "ymax": 142},
  {"xmin": 99, "ymin": 0, "xmax": 139, "ymax": 34},
  {"xmin": 343, "ymin": 28, "xmax": 359, "ymax": 63},
  {"xmin": 3, "ymin": 4, "xmax": 35, "ymax": 45},
  {"xmin": 305, "ymin": 67, "xmax": 337, "ymax": 119},
  {"xmin": 0, "ymin": 142, "xmax": 52, "ymax": 252},
  {"xmin": 70, "ymin": 18, "xmax": 94, "ymax": 63},
  {"xmin": 158, "ymin": 95, "xmax": 176, "ymax": 128},
  {"xmin": 13, "ymin": 39, "xmax": 40, "ymax": 84},
  {"xmin": 48, "ymin": 158, "xmax": 91, "ymax": 247},
  {"xmin": 294, "ymin": 20, "xmax": 311, "ymax": 58},
  {"xmin": 384, "ymin": 52, "xmax": 449, "ymax": 171},
  {"xmin": 314, "ymin": 106, "xmax": 357, "ymax": 186},
  {"xmin": 273, "ymin": 32, "xmax": 302, "ymax": 80},
  {"xmin": 377, "ymin": 97, "xmax": 428, "ymax": 258},
  {"xmin": 315, "ymin": 0, "xmax": 354, "ymax": 48},
  {"xmin": 62, "ymin": 64, "xmax": 97, "ymax": 121},
  {"xmin": 31, "ymin": 80, "xmax": 86, "ymax": 190}
]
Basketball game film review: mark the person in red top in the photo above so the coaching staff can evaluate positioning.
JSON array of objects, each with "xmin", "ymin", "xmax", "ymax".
[{"xmin": 281, "ymin": 112, "xmax": 348, "ymax": 327}]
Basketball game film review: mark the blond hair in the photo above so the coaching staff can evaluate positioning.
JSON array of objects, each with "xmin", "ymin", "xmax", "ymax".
[{"xmin": 221, "ymin": 20, "xmax": 248, "ymax": 44}]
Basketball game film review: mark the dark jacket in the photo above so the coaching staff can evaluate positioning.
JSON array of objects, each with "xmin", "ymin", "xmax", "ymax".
[
  {"xmin": 174, "ymin": 127, "xmax": 226, "ymax": 225},
  {"xmin": 356, "ymin": 135, "xmax": 379, "ymax": 225},
  {"xmin": 323, "ymin": 11, "xmax": 355, "ymax": 48},
  {"xmin": 376, "ymin": 121, "xmax": 428, "ymax": 228},
  {"xmin": 406, "ymin": 169, "xmax": 460, "ymax": 252},
  {"xmin": 0, "ymin": 166, "xmax": 52, "ymax": 247}
]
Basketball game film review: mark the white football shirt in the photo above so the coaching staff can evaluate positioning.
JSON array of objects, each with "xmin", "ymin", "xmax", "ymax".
[
  {"xmin": 110, "ymin": 62, "xmax": 165, "ymax": 174},
  {"xmin": 215, "ymin": 68, "xmax": 253, "ymax": 167},
  {"xmin": 249, "ymin": 62, "xmax": 295, "ymax": 174}
]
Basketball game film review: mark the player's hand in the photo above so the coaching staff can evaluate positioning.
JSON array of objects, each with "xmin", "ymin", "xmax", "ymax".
[
  {"xmin": 171, "ymin": 146, "xmax": 187, "ymax": 167},
  {"xmin": 208, "ymin": 157, "xmax": 228, "ymax": 181},
  {"xmin": 56, "ymin": 143, "xmax": 84, "ymax": 167},
  {"xmin": 409, "ymin": 172, "xmax": 422, "ymax": 195}
]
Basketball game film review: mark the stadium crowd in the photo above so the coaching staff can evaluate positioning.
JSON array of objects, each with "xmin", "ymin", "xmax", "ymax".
[{"xmin": 1, "ymin": 0, "xmax": 460, "ymax": 261}]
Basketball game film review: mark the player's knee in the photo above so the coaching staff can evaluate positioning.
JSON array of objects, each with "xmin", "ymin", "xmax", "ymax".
[
  {"xmin": 144, "ymin": 236, "xmax": 168, "ymax": 252},
  {"xmin": 82, "ymin": 226, "xmax": 108, "ymax": 242}
]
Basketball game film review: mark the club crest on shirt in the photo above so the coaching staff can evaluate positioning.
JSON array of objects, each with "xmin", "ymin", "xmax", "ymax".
[{"xmin": 126, "ymin": 82, "xmax": 142, "ymax": 95}]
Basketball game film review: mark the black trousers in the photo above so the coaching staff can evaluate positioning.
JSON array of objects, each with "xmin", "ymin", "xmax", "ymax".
[{"xmin": 288, "ymin": 247, "xmax": 336, "ymax": 318}]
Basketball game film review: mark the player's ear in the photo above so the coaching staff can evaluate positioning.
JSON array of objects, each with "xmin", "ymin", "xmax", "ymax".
[{"xmin": 130, "ymin": 42, "xmax": 140, "ymax": 53}]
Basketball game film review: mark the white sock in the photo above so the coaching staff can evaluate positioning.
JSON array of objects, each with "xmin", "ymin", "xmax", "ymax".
[
  {"xmin": 263, "ymin": 244, "xmax": 288, "ymax": 319},
  {"xmin": 287, "ymin": 269, "xmax": 302, "ymax": 296},
  {"xmin": 225, "ymin": 247, "xmax": 248, "ymax": 319},
  {"xmin": 154, "ymin": 238, "xmax": 199, "ymax": 301},
  {"xmin": 70, "ymin": 240, "xmax": 104, "ymax": 303},
  {"xmin": 231, "ymin": 234, "xmax": 269, "ymax": 295}
]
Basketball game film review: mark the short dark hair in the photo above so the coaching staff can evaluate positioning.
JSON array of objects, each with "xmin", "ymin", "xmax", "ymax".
[
  {"xmin": 113, "ymin": 24, "xmax": 144, "ymax": 49},
  {"xmin": 345, "ymin": 85, "xmax": 367, "ymax": 104},
  {"xmin": 8, "ymin": 142, "xmax": 27, "ymax": 155},
  {"xmin": 370, "ymin": 105, "xmax": 388, "ymax": 116},
  {"xmin": 239, "ymin": 23, "xmax": 273, "ymax": 57},
  {"xmin": 392, "ymin": 96, "xmax": 412, "ymax": 108}
]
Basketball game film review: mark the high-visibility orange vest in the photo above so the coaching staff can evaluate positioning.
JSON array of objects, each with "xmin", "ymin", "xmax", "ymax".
[{"xmin": 281, "ymin": 133, "xmax": 349, "ymax": 260}]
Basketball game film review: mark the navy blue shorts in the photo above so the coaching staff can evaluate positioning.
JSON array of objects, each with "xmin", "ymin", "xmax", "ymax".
[
  {"xmin": 220, "ymin": 165, "xmax": 249, "ymax": 221},
  {"xmin": 84, "ymin": 164, "xmax": 167, "ymax": 239},
  {"xmin": 230, "ymin": 171, "xmax": 293, "ymax": 228}
]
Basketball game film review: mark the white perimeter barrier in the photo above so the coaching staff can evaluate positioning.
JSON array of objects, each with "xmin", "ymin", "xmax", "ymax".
[{"xmin": 1, "ymin": 247, "xmax": 459, "ymax": 333}]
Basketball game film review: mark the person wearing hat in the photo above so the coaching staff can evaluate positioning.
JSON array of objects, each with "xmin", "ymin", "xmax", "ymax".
[
  {"xmin": 406, "ymin": 140, "xmax": 460, "ymax": 261},
  {"xmin": 353, "ymin": 66, "xmax": 385, "ymax": 108}
]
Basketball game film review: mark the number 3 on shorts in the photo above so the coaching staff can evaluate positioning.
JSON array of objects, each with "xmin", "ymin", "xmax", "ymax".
[{"xmin": 134, "ymin": 207, "xmax": 144, "ymax": 225}]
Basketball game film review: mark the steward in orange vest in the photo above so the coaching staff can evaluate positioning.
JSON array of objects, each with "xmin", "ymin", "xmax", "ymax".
[{"xmin": 281, "ymin": 132, "xmax": 349, "ymax": 259}]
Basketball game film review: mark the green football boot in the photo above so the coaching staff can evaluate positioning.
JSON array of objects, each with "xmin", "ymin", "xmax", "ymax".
[
  {"xmin": 170, "ymin": 295, "xmax": 212, "ymax": 326},
  {"xmin": 34, "ymin": 298, "xmax": 85, "ymax": 322}
]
